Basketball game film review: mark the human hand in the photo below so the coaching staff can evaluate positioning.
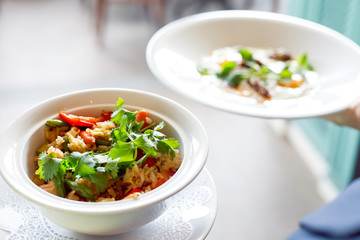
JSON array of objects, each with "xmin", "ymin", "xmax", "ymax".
[{"xmin": 323, "ymin": 101, "xmax": 360, "ymax": 130}]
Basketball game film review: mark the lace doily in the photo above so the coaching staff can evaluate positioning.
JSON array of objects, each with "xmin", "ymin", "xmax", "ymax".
[{"xmin": 0, "ymin": 169, "xmax": 216, "ymax": 240}]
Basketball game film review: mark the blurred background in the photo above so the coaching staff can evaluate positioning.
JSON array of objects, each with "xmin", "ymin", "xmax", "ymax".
[{"xmin": 0, "ymin": 0, "xmax": 360, "ymax": 239}]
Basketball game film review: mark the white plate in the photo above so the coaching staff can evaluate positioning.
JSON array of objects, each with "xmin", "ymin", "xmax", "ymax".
[
  {"xmin": 0, "ymin": 168, "xmax": 217, "ymax": 240},
  {"xmin": 146, "ymin": 10, "xmax": 360, "ymax": 119}
]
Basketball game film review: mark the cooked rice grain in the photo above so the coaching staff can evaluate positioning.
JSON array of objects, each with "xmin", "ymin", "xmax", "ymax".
[
  {"xmin": 87, "ymin": 121, "xmax": 115, "ymax": 140},
  {"xmin": 66, "ymin": 127, "xmax": 94, "ymax": 153}
]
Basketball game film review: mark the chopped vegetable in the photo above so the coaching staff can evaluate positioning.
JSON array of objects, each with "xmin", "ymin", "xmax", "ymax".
[
  {"xmin": 62, "ymin": 136, "xmax": 70, "ymax": 152},
  {"xmin": 45, "ymin": 119, "xmax": 69, "ymax": 128},
  {"xmin": 216, "ymin": 61, "xmax": 237, "ymax": 79},
  {"xmin": 64, "ymin": 179, "xmax": 96, "ymax": 202},
  {"xmin": 140, "ymin": 156, "xmax": 156, "ymax": 168},
  {"xmin": 239, "ymin": 48, "xmax": 253, "ymax": 62},
  {"xmin": 122, "ymin": 188, "xmax": 143, "ymax": 200},
  {"xmin": 278, "ymin": 79, "xmax": 305, "ymax": 88},
  {"xmin": 151, "ymin": 169, "xmax": 175, "ymax": 189},
  {"xmin": 58, "ymin": 111, "xmax": 112, "ymax": 127},
  {"xmin": 297, "ymin": 52, "xmax": 314, "ymax": 71},
  {"xmin": 59, "ymin": 112, "xmax": 99, "ymax": 127},
  {"xmin": 79, "ymin": 131, "xmax": 95, "ymax": 146},
  {"xmin": 278, "ymin": 66, "xmax": 292, "ymax": 79},
  {"xmin": 95, "ymin": 139, "xmax": 112, "ymax": 146},
  {"xmin": 225, "ymin": 70, "xmax": 248, "ymax": 87},
  {"xmin": 136, "ymin": 110, "xmax": 148, "ymax": 122}
]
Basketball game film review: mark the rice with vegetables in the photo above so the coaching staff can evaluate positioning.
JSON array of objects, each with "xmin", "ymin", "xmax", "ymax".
[{"xmin": 32, "ymin": 97, "xmax": 181, "ymax": 202}]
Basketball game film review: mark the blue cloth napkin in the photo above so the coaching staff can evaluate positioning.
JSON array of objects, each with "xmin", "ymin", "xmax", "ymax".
[{"xmin": 288, "ymin": 178, "xmax": 360, "ymax": 240}]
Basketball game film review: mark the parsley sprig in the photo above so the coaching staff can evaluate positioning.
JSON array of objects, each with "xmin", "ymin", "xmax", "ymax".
[{"xmin": 35, "ymin": 97, "xmax": 180, "ymax": 201}]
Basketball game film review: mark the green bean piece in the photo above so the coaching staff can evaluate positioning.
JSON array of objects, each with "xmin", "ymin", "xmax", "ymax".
[
  {"xmin": 62, "ymin": 136, "xmax": 70, "ymax": 152},
  {"xmin": 64, "ymin": 179, "xmax": 96, "ymax": 201},
  {"xmin": 45, "ymin": 119, "xmax": 69, "ymax": 128},
  {"xmin": 53, "ymin": 176, "xmax": 66, "ymax": 198},
  {"xmin": 95, "ymin": 139, "xmax": 112, "ymax": 146}
]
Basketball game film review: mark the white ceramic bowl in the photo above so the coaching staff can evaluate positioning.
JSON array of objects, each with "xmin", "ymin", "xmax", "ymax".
[
  {"xmin": 0, "ymin": 88, "xmax": 208, "ymax": 235},
  {"xmin": 146, "ymin": 10, "xmax": 360, "ymax": 119}
]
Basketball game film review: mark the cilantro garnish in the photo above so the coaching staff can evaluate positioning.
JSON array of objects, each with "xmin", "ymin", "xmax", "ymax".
[
  {"xmin": 35, "ymin": 97, "xmax": 180, "ymax": 201},
  {"xmin": 36, "ymin": 151, "xmax": 107, "ymax": 200},
  {"xmin": 239, "ymin": 48, "xmax": 253, "ymax": 62},
  {"xmin": 108, "ymin": 98, "xmax": 179, "ymax": 168},
  {"xmin": 36, "ymin": 152, "xmax": 64, "ymax": 182},
  {"xmin": 278, "ymin": 66, "xmax": 292, "ymax": 79},
  {"xmin": 297, "ymin": 52, "xmax": 314, "ymax": 71},
  {"xmin": 216, "ymin": 61, "xmax": 237, "ymax": 79}
]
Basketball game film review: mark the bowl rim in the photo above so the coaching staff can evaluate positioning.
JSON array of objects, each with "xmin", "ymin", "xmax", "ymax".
[
  {"xmin": 146, "ymin": 10, "xmax": 360, "ymax": 119},
  {"xmin": 0, "ymin": 88, "xmax": 209, "ymax": 215}
]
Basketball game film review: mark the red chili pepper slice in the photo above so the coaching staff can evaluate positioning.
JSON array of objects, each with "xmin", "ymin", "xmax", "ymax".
[
  {"xmin": 99, "ymin": 111, "xmax": 112, "ymax": 122},
  {"xmin": 151, "ymin": 170, "xmax": 175, "ymax": 190},
  {"xmin": 140, "ymin": 156, "xmax": 156, "ymax": 168},
  {"xmin": 121, "ymin": 188, "xmax": 142, "ymax": 199},
  {"xmin": 58, "ymin": 111, "xmax": 112, "ymax": 127}
]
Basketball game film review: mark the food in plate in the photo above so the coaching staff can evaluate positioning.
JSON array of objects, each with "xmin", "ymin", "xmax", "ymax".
[
  {"xmin": 197, "ymin": 46, "xmax": 319, "ymax": 102},
  {"xmin": 32, "ymin": 97, "xmax": 181, "ymax": 202}
]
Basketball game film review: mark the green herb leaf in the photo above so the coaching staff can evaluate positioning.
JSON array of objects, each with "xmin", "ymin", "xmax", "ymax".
[
  {"xmin": 36, "ymin": 152, "xmax": 62, "ymax": 181},
  {"xmin": 134, "ymin": 135, "xmax": 157, "ymax": 158},
  {"xmin": 239, "ymin": 48, "xmax": 253, "ymax": 61},
  {"xmin": 104, "ymin": 157, "xmax": 134, "ymax": 179},
  {"xmin": 297, "ymin": 53, "xmax": 314, "ymax": 71},
  {"xmin": 115, "ymin": 97, "xmax": 124, "ymax": 108},
  {"xmin": 109, "ymin": 141, "xmax": 135, "ymax": 162},
  {"xmin": 67, "ymin": 152, "xmax": 96, "ymax": 178},
  {"xmin": 93, "ymin": 154, "xmax": 111, "ymax": 164},
  {"xmin": 108, "ymin": 100, "xmax": 179, "ymax": 174},
  {"xmin": 111, "ymin": 117, "xmax": 129, "ymax": 142},
  {"xmin": 154, "ymin": 121, "xmax": 165, "ymax": 131},
  {"xmin": 35, "ymin": 152, "xmax": 67, "ymax": 197},
  {"xmin": 86, "ymin": 174, "xmax": 108, "ymax": 193},
  {"xmin": 216, "ymin": 61, "xmax": 237, "ymax": 79},
  {"xmin": 279, "ymin": 67, "xmax": 292, "ymax": 79},
  {"xmin": 158, "ymin": 138, "xmax": 180, "ymax": 158},
  {"xmin": 111, "ymin": 97, "xmax": 137, "ymax": 125},
  {"xmin": 260, "ymin": 65, "xmax": 271, "ymax": 74},
  {"xmin": 104, "ymin": 158, "xmax": 120, "ymax": 179},
  {"xmin": 225, "ymin": 71, "xmax": 248, "ymax": 87},
  {"xmin": 160, "ymin": 138, "xmax": 180, "ymax": 149}
]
